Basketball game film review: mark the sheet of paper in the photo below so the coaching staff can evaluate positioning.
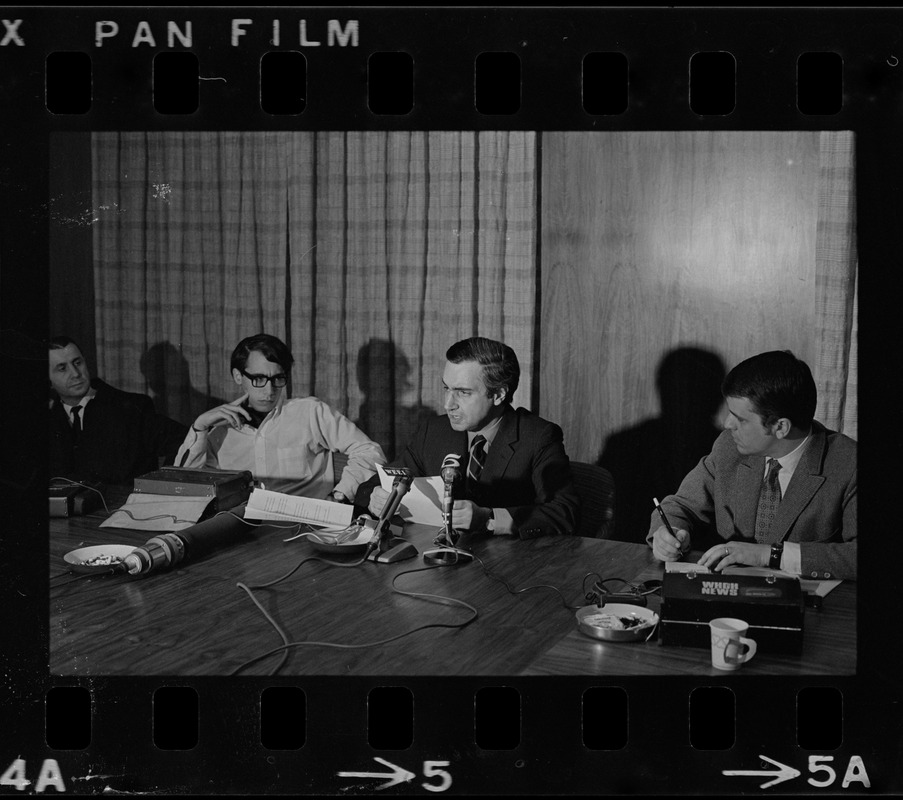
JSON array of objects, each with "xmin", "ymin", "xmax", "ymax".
[
  {"xmin": 799, "ymin": 578, "xmax": 842, "ymax": 597},
  {"xmin": 100, "ymin": 493, "xmax": 213, "ymax": 532},
  {"xmin": 244, "ymin": 488, "xmax": 354, "ymax": 528},
  {"xmin": 376, "ymin": 464, "xmax": 443, "ymax": 526}
]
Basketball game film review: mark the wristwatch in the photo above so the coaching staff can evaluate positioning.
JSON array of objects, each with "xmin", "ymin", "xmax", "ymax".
[
  {"xmin": 769, "ymin": 541, "xmax": 784, "ymax": 570},
  {"xmin": 486, "ymin": 508, "xmax": 496, "ymax": 533}
]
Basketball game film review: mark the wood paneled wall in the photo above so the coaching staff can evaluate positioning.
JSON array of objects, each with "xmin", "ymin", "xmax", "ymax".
[{"xmin": 540, "ymin": 131, "xmax": 820, "ymax": 466}]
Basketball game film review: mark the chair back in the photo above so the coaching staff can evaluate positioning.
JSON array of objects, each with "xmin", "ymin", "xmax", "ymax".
[{"xmin": 570, "ymin": 461, "xmax": 616, "ymax": 538}]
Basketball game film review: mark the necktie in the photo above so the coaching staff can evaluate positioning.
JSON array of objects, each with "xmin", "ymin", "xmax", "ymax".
[
  {"xmin": 467, "ymin": 435, "xmax": 487, "ymax": 488},
  {"xmin": 754, "ymin": 458, "xmax": 782, "ymax": 544},
  {"xmin": 70, "ymin": 405, "xmax": 82, "ymax": 439}
]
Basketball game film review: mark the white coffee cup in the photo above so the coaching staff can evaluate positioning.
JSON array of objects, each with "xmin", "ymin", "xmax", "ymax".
[{"xmin": 709, "ymin": 617, "xmax": 757, "ymax": 671}]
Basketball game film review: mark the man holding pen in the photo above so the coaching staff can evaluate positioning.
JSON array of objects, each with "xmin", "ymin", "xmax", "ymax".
[{"xmin": 648, "ymin": 350, "xmax": 857, "ymax": 581}]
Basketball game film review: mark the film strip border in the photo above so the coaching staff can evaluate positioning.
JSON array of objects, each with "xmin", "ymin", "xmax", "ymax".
[
  {"xmin": 32, "ymin": 48, "xmax": 848, "ymax": 119},
  {"xmin": 1, "ymin": 7, "xmax": 900, "ymax": 128},
  {"xmin": 12, "ymin": 679, "xmax": 877, "ymax": 794},
  {"xmin": 3, "ymin": 5, "xmax": 903, "ymax": 796}
]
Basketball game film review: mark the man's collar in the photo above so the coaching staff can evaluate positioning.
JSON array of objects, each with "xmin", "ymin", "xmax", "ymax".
[
  {"xmin": 466, "ymin": 405, "xmax": 511, "ymax": 447},
  {"xmin": 244, "ymin": 391, "xmax": 287, "ymax": 428},
  {"xmin": 61, "ymin": 387, "xmax": 96, "ymax": 410}
]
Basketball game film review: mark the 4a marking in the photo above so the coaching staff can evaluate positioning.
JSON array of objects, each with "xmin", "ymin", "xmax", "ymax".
[{"xmin": 1, "ymin": 759, "xmax": 66, "ymax": 793}]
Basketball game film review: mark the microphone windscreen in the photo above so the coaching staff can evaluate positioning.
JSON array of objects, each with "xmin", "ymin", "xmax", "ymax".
[{"xmin": 179, "ymin": 502, "xmax": 249, "ymax": 558}]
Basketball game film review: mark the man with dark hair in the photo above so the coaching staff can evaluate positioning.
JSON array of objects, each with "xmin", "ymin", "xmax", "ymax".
[
  {"xmin": 356, "ymin": 336, "xmax": 580, "ymax": 538},
  {"xmin": 176, "ymin": 333, "xmax": 385, "ymax": 499},
  {"xmin": 49, "ymin": 336, "xmax": 188, "ymax": 485},
  {"xmin": 648, "ymin": 350, "xmax": 857, "ymax": 580}
]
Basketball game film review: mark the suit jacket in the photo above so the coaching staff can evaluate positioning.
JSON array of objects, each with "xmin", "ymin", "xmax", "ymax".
[
  {"xmin": 355, "ymin": 406, "xmax": 580, "ymax": 538},
  {"xmin": 50, "ymin": 378, "xmax": 188, "ymax": 485},
  {"xmin": 646, "ymin": 421, "xmax": 857, "ymax": 580}
]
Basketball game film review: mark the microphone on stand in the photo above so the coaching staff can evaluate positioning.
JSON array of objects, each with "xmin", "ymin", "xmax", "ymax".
[
  {"xmin": 365, "ymin": 467, "xmax": 418, "ymax": 563},
  {"xmin": 439, "ymin": 453, "xmax": 461, "ymax": 543},
  {"xmin": 423, "ymin": 453, "xmax": 474, "ymax": 567}
]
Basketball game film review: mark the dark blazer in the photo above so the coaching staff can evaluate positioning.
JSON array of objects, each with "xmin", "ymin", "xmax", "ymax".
[
  {"xmin": 646, "ymin": 421, "xmax": 857, "ymax": 580},
  {"xmin": 50, "ymin": 378, "xmax": 188, "ymax": 485},
  {"xmin": 355, "ymin": 406, "xmax": 580, "ymax": 538}
]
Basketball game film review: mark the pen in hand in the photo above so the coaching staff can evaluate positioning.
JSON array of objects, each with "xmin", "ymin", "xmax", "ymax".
[{"xmin": 653, "ymin": 497, "xmax": 685, "ymax": 556}]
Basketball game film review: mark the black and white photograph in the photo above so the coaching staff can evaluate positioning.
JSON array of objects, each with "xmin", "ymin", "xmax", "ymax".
[{"xmin": 2, "ymin": 5, "xmax": 901, "ymax": 796}]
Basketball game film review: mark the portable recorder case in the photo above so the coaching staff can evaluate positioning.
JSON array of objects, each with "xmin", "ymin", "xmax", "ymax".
[
  {"xmin": 132, "ymin": 467, "xmax": 254, "ymax": 517},
  {"xmin": 659, "ymin": 570, "xmax": 805, "ymax": 654}
]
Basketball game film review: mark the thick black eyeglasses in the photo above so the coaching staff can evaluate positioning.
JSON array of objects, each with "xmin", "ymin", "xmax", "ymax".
[{"xmin": 240, "ymin": 370, "xmax": 288, "ymax": 388}]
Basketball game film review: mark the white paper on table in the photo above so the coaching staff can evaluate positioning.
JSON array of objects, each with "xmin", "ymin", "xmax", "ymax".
[
  {"xmin": 376, "ymin": 464, "xmax": 443, "ymax": 526},
  {"xmin": 244, "ymin": 488, "xmax": 354, "ymax": 528},
  {"xmin": 100, "ymin": 493, "xmax": 213, "ymax": 532}
]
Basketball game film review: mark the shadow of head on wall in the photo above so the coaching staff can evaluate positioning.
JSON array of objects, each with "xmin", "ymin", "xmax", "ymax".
[
  {"xmin": 598, "ymin": 346, "xmax": 726, "ymax": 543},
  {"xmin": 355, "ymin": 337, "xmax": 435, "ymax": 461},
  {"xmin": 140, "ymin": 341, "xmax": 226, "ymax": 427}
]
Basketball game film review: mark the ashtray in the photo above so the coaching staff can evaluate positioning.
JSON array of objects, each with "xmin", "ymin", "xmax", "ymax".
[
  {"xmin": 63, "ymin": 544, "xmax": 135, "ymax": 573},
  {"xmin": 575, "ymin": 603, "xmax": 659, "ymax": 643},
  {"xmin": 306, "ymin": 522, "xmax": 376, "ymax": 555}
]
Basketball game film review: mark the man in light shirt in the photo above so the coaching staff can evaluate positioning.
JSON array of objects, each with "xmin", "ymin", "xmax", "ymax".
[
  {"xmin": 176, "ymin": 333, "xmax": 385, "ymax": 500},
  {"xmin": 648, "ymin": 350, "xmax": 857, "ymax": 580},
  {"xmin": 355, "ymin": 336, "xmax": 580, "ymax": 538}
]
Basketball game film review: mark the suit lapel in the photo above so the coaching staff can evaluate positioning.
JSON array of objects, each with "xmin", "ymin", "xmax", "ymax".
[
  {"xmin": 733, "ymin": 454, "xmax": 764, "ymax": 537},
  {"xmin": 436, "ymin": 420, "xmax": 468, "ymax": 473},
  {"xmin": 482, "ymin": 407, "xmax": 518, "ymax": 481},
  {"xmin": 771, "ymin": 426, "xmax": 827, "ymax": 542}
]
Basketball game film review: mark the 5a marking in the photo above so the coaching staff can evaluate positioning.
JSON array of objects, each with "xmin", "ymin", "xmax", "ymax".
[
  {"xmin": 1, "ymin": 760, "xmax": 66, "ymax": 793},
  {"xmin": 723, "ymin": 754, "xmax": 870, "ymax": 789}
]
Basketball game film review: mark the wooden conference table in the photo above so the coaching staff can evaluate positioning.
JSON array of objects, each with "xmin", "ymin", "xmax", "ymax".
[{"xmin": 49, "ymin": 493, "xmax": 856, "ymax": 677}]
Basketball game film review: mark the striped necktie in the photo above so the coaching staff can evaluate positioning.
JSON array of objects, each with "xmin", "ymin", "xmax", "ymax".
[
  {"xmin": 467, "ymin": 435, "xmax": 487, "ymax": 488},
  {"xmin": 70, "ymin": 405, "xmax": 82, "ymax": 439},
  {"xmin": 754, "ymin": 458, "xmax": 782, "ymax": 544}
]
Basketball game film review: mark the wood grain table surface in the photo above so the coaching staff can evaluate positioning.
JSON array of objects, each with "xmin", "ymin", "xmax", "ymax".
[{"xmin": 49, "ymin": 491, "xmax": 855, "ymax": 677}]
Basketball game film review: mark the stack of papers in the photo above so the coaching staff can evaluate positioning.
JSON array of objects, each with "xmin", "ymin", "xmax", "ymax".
[
  {"xmin": 100, "ymin": 493, "xmax": 214, "ymax": 532},
  {"xmin": 244, "ymin": 488, "xmax": 354, "ymax": 529},
  {"xmin": 376, "ymin": 464, "xmax": 444, "ymax": 526}
]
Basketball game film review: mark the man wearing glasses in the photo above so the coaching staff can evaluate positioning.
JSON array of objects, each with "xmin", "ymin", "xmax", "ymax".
[{"xmin": 176, "ymin": 333, "xmax": 386, "ymax": 500}]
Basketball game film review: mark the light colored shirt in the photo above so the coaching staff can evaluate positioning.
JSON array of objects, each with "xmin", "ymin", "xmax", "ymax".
[
  {"xmin": 768, "ymin": 430, "xmax": 812, "ymax": 575},
  {"xmin": 466, "ymin": 412, "xmax": 513, "ymax": 534},
  {"xmin": 176, "ymin": 395, "xmax": 386, "ymax": 498}
]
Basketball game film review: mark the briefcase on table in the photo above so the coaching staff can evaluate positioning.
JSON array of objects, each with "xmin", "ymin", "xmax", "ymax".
[
  {"xmin": 132, "ymin": 467, "xmax": 253, "ymax": 517},
  {"xmin": 659, "ymin": 571, "xmax": 805, "ymax": 655}
]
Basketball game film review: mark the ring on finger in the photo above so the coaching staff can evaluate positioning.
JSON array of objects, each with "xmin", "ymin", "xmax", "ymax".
[{"xmin": 723, "ymin": 546, "xmax": 729, "ymax": 557}]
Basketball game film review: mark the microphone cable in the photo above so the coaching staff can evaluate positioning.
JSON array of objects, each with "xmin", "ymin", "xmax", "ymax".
[
  {"xmin": 231, "ymin": 561, "xmax": 478, "ymax": 676},
  {"xmin": 50, "ymin": 476, "xmax": 110, "ymax": 513},
  {"xmin": 470, "ymin": 552, "xmax": 586, "ymax": 611}
]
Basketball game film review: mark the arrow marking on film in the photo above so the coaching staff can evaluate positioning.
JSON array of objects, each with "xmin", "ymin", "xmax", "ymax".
[
  {"xmin": 338, "ymin": 757, "xmax": 416, "ymax": 790},
  {"xmin": 723, "ymin": 754, "xmax": 801, "ymax": 789}
]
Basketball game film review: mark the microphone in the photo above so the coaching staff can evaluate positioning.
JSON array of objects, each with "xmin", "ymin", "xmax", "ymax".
[
  {"xmin": 440, "ymin": 454, "xmax": 462, "ymax": 535},
  {"xmin": 122, "ymin": 503, "xmax": 250, "ymax": 575},
  {"xmin": 366, "ymin": 467, "xmax": 417, "ymax": 563},
  {"xmin": 423, "ymin": 454, "xmax": 474, "ymax": 566}
]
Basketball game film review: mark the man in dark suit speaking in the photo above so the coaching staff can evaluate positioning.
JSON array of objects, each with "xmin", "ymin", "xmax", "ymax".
[
  {"xmin": 49, "ymin": 336, "xmax": 187, "ymax": 486},
  {"xmin": 355, "ymin": 337, "xmax": 580, "ymax": 539},
  {"xmin": 648, "ymin": 350, "xmax": 857, "ymax": 580}
]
